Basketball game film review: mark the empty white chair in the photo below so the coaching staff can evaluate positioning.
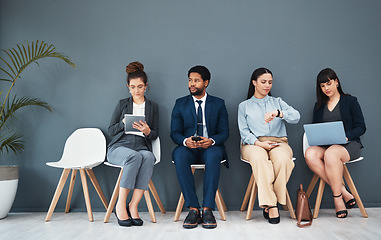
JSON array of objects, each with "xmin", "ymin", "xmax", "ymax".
[{"xmin": 45, "ymin": 128, "xmax": 108, "ymax": 222}]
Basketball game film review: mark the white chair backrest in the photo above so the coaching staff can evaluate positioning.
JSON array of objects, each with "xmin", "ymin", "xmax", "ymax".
[
  {"xmin": 152, "ymin": 137, "xmax": 161, "ymax": 164},
  {"xmin": 303, "ymin": 133, "xmax": 310, "ymax": 157},
  {"xmin": 60, "ymin": 128, "xmax": 106, "ymax": 168}
]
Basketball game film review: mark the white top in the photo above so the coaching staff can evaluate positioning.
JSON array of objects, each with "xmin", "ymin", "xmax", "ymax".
[{"xmin": 126, "ymin": 102, "xmax": 145, "ymax": 137}]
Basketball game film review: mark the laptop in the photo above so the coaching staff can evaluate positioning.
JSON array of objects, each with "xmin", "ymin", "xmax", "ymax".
[
  {"xmin": 124, "ymin": 114, "xmax": 145, "ymax": 133},
  {"xmin": 303, "ymin": 121, "xmax": 348, "ymax": 146}
]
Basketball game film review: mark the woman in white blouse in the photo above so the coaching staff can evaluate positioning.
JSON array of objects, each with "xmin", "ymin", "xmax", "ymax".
[
  {"xmin": 238, "ymin": 67, "xmax": 300, "ymax": 224},
  {"xmin": 107, "ymin": 62, "xmax": 159, "ymax": 227}
]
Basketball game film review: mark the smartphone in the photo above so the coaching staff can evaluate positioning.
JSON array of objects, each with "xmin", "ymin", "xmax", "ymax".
[
  {"xmin": 192, "ymin": 136, "xmax": 202, "ymax": 142},
  {"xmin": 269, "ymin": 143, "xmax": 280, "ymax": 146}
]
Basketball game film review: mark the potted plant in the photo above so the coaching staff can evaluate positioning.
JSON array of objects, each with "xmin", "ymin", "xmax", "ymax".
[{"xmin": 0, "ymin": 41, "xmax": 75, "ymax": 218}]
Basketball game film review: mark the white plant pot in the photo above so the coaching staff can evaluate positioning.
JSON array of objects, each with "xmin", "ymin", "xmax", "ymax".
[{"xmin": 0, "ymin": 165, "xmax": 19, "ymax": 219}]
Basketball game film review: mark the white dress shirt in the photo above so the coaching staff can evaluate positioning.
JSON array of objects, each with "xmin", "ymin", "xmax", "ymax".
[
  {"xmin": 182, "ymin": 93, "xmax": 216, "ymax": 147},
  {"xmin": 125, "ymin": 102, "xmax": 145, "ymax": 137}
]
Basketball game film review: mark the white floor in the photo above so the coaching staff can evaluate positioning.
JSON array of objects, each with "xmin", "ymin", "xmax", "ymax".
[{"xmin": 1, "ymin": 208, "xmax": 380, "ymax": 240}]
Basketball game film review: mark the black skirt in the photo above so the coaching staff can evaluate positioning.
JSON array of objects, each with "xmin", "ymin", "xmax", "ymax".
[{"xmin": 343, "ymin": 140, "xmax": 362, "ymax": 161}]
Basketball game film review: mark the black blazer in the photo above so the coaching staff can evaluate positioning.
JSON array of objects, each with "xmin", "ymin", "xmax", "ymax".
[
  {"xmin": 108, "ymin": 97, "xmax": 159, "ymax": 151},
  {"xmin": 312, "ymin": 95, "xmax": 366, "ymax": 147}
]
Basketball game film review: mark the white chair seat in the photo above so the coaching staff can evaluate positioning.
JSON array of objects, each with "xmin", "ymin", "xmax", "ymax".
[{"xmin": 46, "ymin": 161, "xmax": 103, "ymax": 169}]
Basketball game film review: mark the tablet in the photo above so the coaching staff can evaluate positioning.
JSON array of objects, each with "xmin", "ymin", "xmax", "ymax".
[
  {"xmin": 124, "ymin": 114, "xmax": 145, "ymax": 132},
  {"xmin": 303, "ymin": 121, "xmax": 348, "ymax": 146}
]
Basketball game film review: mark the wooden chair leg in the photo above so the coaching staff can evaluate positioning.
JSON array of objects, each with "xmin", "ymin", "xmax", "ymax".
[
  {"xmin": 79, "ymin": 169, "xmax": 93, "ymax": 222},
  {"xmin": 313, "ymin": 179, "xmax": 325, "ymax": 219},
  {"xmin": 65, "ymin": 169, "xmax": 77, "ymax": 213},
  {"xmin": 86, "ymin": 169, "xmax": 109, "ymax": 210},
  {"xmin": 217, "ymin": 189, "xmax": 227, "ymax": 212},
  {"xmin": 45, "ymin": 169, "xmax": 71, "ymax": 221},
  {"xmin": 104, "ymin": 169, "xmax": 123, "ymax": 223},
  {"xmin": 144, "ymin": 190, "xmax": 156, "ymax": 223},
  {"xmin": 246, "ymin": 181, "xmax": 257, "ymax": 220},
  {"xmin": 215, "ymin": 189, "xmax": 226, "ymax": 220},
  {"xmin": 306, "ymin": 173, "xmax": 319, "ymax": 197},
  {"xmin": 286, "ymin": 189, "xmax": 296, "ymax": 219},
  {"xmin": 174, "ymin": 167, "xmax": 196, "ymax": 222},
  {"xmin": 148, "ymin": 179, "xmax": 166, "ymax": 214},
  {"xmin": 240, "ymin": 174, "xmax": 254, "ymax": 211},
  {"xmin": 174, "ymin": 193, "xmax": 185, "ymax": 222},
  {"xmin": 343, "ymin": 165, "xmax": 368, "ymax": 218}
]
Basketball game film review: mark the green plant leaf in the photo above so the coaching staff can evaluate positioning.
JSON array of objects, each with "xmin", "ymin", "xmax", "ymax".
[
  {"xmin": 0, "ymin": 55, "xmax": 16, "ymax": 78},
  {"xmin": 16, "ymin": 44, "xmax": 26, "ymax": 66},
  {"xmin": 0, "ymin": 132, "xmax": 24, "ymax": 155},
  {"xmin": 9, "ymin": 48, "xmax": 21, "ymax": 72},
  {"xmin": 1, "ymin": 95, "xmax": 52, "ymax": 129},
  {"xmin": 0, "ymin": 40, "xmax": 76, "ymax": 158},
  {"xmin": 2, "ymin": 49, "xmax": 18, "ymax": 77}
]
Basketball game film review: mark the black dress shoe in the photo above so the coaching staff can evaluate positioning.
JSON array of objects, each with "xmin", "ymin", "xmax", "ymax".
[
  {"xmin": 202, "ymin": 209, "xmax": 217, "ymax": 229},
  {"xmin": 183, "ymin": 209, "xmax": 202, "ymax": 229},
  {"xmin": 114, "ymin": 211, "xmax": 132, "ymax": 227},
  {"xmin": 127, "ymin": 206, "xmax": 144, "ymax": 226}
]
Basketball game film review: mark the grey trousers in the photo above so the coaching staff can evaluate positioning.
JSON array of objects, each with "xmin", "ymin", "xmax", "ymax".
[{"xmin": 107, "ymin": 146, "xmax": 155, "ymax": 190}]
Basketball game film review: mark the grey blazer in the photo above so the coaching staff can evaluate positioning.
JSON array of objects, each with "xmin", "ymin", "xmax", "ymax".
[{"xmin": 108, "ymin": 97, "xmax": 159, "ymax": 151}]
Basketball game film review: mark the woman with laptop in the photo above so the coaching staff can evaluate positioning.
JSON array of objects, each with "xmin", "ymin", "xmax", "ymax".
[
  {"xmin": 238, "ymin": 67, "xmax": 300, "ymax": 224},
  {"xmin": 107, "ymin": 61, "xmax": 159, "ymax": 227},
  {"xmin": 304, "ymin": 68, "xmax": 366, "ymax": 218}
]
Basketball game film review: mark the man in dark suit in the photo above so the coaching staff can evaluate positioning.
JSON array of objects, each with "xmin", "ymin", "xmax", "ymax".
[{"xmin": 171, "ymin": 65, "xmax": 229, "ymax": 229}]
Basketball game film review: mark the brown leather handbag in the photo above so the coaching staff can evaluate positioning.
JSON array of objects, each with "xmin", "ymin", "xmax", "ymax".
[{"xmin": 296, "ymin": 184, "xmax": 313, "ymax": 227}]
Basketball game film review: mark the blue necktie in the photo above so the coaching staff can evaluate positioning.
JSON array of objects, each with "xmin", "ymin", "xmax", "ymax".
[{"xmin": 196, "ymin": 100, "xmax": 203, "ymax": 137}]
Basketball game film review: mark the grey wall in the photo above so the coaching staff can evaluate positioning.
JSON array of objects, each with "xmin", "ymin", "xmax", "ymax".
[{"xmin": 1, "ymin": 0, "xmax": 380, "ymax": 212}]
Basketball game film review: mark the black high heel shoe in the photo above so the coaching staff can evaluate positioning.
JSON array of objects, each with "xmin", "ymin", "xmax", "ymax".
[
  {"xmin": 263, "ymin": 207, "xmax": 269, "ymax": 219},
  {"xmin": 333, "ymin": 193, "xmax": 348, "ymax": 218},
  {"xmin": 267, "ymin": 206, "xmax": 280, "ymax": 224},
  {"xmin": 114, "ymin": 210, "xmax": 132, "ymax": 227},
  {"xmin": 343, "ymin": 185, "xmax": 356, "ymax": 209},
  {"xmin": 127, "ymin": 205, "xmax": 144, "ymax": 226}
]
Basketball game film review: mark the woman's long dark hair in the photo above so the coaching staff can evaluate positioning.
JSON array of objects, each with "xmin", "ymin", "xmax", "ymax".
[
  {"xmin": 246, "ymin": 67, "xmax": 273, "ymax": 99},
  {"xmin": 316, "ymin": 68, "xmax": 348, "ymax": 109}
]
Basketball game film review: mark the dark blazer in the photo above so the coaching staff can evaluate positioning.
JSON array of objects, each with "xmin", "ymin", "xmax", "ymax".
[
  {"xmin": 108, "ymin": 97, "xmax": 159, "ymax": 151},
  {"xmin": 170, "ymin": 94, "xmax": 229, "ymax": 165},
  {"xmin": 313, "ymin": 95, "xmax": 366, "ymax": 147}
]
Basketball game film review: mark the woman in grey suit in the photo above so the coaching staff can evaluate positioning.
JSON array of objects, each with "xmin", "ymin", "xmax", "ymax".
[{"xmin": 107, "ymin": 61, "xmax": 159, "ymax": 227}]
